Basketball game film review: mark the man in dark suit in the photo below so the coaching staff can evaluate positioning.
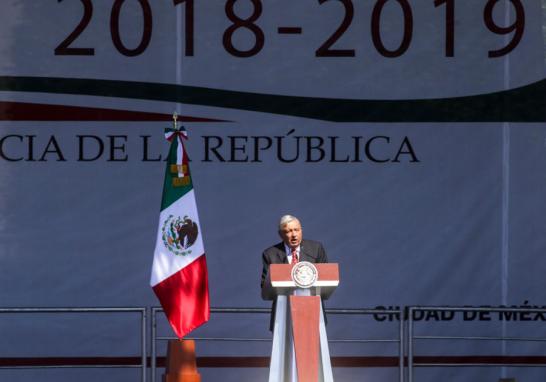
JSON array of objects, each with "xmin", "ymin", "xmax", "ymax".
[{"xmin": 261, "ymin": 215, "xmax": 329, "ymax": 330}]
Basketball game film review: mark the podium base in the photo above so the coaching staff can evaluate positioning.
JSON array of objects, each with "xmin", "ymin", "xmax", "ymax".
[{"xmin": 269, "ymin": 294, "xmax": 334, "ymax": 382}]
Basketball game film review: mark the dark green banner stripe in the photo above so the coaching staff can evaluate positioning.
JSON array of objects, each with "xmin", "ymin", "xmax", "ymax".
[
  {"xmin": 161, "ymin": 138, "xmax": 193, "ymax": 211},
  {"xmin": 1, "ymin": 76, "xmax": 545, "ymax": 122}
]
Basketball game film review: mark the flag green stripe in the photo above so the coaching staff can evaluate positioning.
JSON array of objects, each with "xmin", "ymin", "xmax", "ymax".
[{"xmin": 161, "ymin": 139, "xmax": 193, "ymax": 211}]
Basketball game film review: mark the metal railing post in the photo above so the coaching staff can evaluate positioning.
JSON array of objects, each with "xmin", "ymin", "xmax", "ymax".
[
  {"xmin": 141, "ymin": 307, "xmax": 147, "ymax": 382},
  {"xmin": 408, "ymin": 307, "xmax": 414, "ymax": 382},
  {"xmin": 399, "ymin": 311, "xmax": 404, "ymax": 382},
  {"xmin": 151, "ymin": 308, "xmax": 158, "ymax": 382}
]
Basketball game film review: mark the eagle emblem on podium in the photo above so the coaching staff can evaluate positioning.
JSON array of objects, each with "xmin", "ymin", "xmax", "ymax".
[{"xmin": 291, "ymin": 261, "xmax": 318, "ymax": 288}]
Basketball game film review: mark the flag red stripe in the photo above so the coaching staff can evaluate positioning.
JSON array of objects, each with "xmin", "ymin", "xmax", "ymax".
[
  {"xmin": 152, "ymin": 255, "xmax": 210, "ymax": 338},
  {"xmin": 0, "ymin": 101, "xmax": 229, "ymax": 122}
]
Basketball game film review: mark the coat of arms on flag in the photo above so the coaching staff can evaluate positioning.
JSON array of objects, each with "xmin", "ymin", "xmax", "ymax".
[
  {"xmin": 162, "ymin": 214, "xmax": 199, "ymax": 256},
  {"xmin": 150, "ymin": 113, "xmax": 210, "ymax": 338}
]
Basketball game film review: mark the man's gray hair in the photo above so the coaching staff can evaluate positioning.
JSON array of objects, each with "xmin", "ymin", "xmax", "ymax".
[{"xmin": 278, "ymin": 215, "xmax": 300, "ymax": 230}]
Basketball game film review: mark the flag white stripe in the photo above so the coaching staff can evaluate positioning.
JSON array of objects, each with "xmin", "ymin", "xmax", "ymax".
[{"xmin": 176, "ymin": 139, "xmax": 184, "ymax": 177}]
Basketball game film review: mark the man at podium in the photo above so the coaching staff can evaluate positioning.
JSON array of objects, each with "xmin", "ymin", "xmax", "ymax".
[{"xmin": 261, "ymin": 215, "xmax": 329, "ymax": 329}]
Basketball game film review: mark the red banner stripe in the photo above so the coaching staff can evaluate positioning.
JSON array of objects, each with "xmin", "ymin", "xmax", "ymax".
[{"xmin": 0, "ymin": 101, "xmax": 228, "ymax": 122}]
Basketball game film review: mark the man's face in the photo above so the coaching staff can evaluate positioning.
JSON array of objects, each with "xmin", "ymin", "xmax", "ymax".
[{"xmin": 279, "ymin": 219, "xmax": 303, "ymax": 249}]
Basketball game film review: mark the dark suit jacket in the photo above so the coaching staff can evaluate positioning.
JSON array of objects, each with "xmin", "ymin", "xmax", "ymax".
[{"xmin": 260, "ymin": 239, "xmax": 328, "ymax": 330}]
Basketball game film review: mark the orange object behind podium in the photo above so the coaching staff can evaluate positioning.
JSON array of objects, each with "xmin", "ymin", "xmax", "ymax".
[{"xmin": 163, "ymin": 339, "xmax": 201, "ymax": 382}]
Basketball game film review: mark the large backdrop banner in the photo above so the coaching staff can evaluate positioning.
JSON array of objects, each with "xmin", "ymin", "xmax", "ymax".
[{"xmin": 1, "ymin": 1, "xmax": 545, "ymax": 381}]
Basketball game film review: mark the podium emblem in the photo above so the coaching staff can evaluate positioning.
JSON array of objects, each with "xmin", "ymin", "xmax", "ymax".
[{"xmin": 291, "ymin": 261, "xmax": 318, "ymax": 288}]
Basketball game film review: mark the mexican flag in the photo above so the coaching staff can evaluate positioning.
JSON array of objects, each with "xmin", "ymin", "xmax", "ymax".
[{"xmin": 150, "ymin": 122, "xmax": 210, "ymax": 338}]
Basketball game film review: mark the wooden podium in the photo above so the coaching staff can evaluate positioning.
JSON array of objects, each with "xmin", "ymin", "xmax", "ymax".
[{"xmin": 267, "ymin": 263, "xmax": 339, "ymax": 382}]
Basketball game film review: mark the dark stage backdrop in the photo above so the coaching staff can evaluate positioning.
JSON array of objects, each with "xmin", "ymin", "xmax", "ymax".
[{"xmin": 1, "ymin": 1, "xmax": 545, "ymax": 381}]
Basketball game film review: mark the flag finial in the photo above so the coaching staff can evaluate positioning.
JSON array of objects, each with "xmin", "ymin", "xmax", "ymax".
[{"xmin": 173, "ymin": 112, "xmax": 178, "ymax": 130}]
